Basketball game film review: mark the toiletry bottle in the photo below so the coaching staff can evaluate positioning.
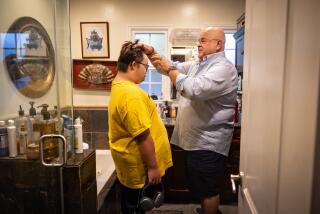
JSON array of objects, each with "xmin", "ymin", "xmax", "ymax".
[
  {"xmin": 165, "ymin": 101, "xmax": 170, "ymax": 118},
  {"xmin": 74, "ymin": 117, "xmax": 83, "ymax": 154},
  {"xmin": 169, "ymin": 105, "xmax": 177, "ymax": 118},
  {"xmin": 52, "ymin": 106, "xmax": 63, "ymax": 134},
  {"xmin": 0, "ymin": 121, "xmax": 9, "ymax": 157},
  {"xmin": 19, "ymin": 123, "xmax": 28, "ymax": 155},
  {"xmin": 38, "ymin": 104, "xmax": 58, "ymax": 162},
  {"xmin": 7, "ymin": 120, "xmax": 18, "ymax": 157},
  {"xmin": 26, "ymin": 102, "xmax": 41, "ymax": 159},
  {"xmin": 62, "ymin": 114, "xmax": 73, "ymax": 156},
  {"xmin": 28, "ymin": 101, "xmax": 37, "ymax": 141},
  {"xmin": 16, "ymin": 105, "xmax": 28, "ymax": 136},
  {"xmin": 29, "ymin": 101, "xmax": 37, "ymax": 127}
]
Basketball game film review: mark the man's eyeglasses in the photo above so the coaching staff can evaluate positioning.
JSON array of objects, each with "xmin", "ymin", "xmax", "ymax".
[
  {"xmin": 137, "ymin": 62, "xmax": 149, "ymax": 70},
  {"xmin": 197, "ymin": 38, "xmax": 220, "ymax": 45}
]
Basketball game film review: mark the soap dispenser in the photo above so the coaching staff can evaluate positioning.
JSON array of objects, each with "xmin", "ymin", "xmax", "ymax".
[
  {"xmin": 28, "ymin": 101, "xmax": 39, "ymax": 139},
  {"xmin": 29, "ymin": 101, "xmax": 36, "ymax": 118},
  {"xmin": 26, "ymin": 102, "xmax": 41, "ymax": 159},
  {"xmin": 38, "ymin": 104, "xmax": 59, "ymax": 162},
  {"xmin": 16, "ymin": 105, "xmax": 28, "ymax": 135}
]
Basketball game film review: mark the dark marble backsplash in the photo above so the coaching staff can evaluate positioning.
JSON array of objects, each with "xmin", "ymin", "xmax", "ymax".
[{"xmin": 73, "ymin": 107, "xmax": 109, "ymax": 150}]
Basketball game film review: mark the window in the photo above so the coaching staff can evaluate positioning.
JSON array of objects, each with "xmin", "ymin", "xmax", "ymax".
[
  {"xmin": 131, "ymin": 29, "xmax": 168, "ymax": 99},
  {"xmin": 130, "ymin": 28, "xmax": 236, "ymax": 100},
  {"xmin": 224, "ymin": 32, "xmax": 236, "ymax": 64}
]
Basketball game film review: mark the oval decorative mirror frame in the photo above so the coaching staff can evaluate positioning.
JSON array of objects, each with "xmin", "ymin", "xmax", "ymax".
[{"xmin": 4, "ymin": 17, "xmax": 55, "ymax": 98}]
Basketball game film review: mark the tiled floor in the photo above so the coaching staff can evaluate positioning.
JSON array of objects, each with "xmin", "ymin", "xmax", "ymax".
[{"xmin": 146, "ymin": 203, "xmax": 238, "ymax": 214}]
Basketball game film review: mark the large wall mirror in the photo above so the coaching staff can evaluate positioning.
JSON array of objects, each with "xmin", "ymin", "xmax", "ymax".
[{"xmin": 4, "ymin": 16, "xmax": 55, "ymax": 98}]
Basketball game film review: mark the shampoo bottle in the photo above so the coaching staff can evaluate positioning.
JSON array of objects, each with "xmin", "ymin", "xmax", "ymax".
[
  {"xmin": 74, "ymin": 117, "xmax": 83, "ymax": 154},
  {"xmin": 7, "ymin": 120, "xmax": 17, "ymax": 157}
]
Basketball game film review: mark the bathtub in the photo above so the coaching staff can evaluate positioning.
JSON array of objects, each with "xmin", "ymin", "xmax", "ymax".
[{"xmin": 95, "ymin": 150, "xmax": 115, "ymax": 195}]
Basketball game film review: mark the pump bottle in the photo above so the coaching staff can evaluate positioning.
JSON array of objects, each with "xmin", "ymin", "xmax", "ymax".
[
  {"xmin": 38, "ymin": 104, "xmax": 58, "ymax": 161},
  {"xmin": 16, "ymin": 105, "xmax": 28, "ymax": 137}
]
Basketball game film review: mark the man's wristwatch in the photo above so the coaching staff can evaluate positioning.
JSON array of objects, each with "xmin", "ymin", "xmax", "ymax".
[{"xmin": 167, "ymin": 66, "xmax": 177, "ymax": 75}]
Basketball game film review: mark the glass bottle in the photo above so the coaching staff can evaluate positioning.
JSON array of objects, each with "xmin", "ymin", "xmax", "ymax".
[{"xmin": 38, "ymin": 104, "xmax": 59, "ymax": 162}]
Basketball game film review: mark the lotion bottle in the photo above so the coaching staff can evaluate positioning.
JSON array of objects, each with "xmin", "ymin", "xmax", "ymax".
[
  {"xmin": 74, "ymin": 117, "xmax": 83, "ymax": 154},
  {"xmin": 7, "ymin": 120, "xmax": 17, "ymax": 157}
]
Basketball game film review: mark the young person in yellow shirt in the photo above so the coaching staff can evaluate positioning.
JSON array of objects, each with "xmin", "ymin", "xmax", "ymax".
[{"xmin": 108, "ymin": 40, "xmax": 173, "ymax": 214}]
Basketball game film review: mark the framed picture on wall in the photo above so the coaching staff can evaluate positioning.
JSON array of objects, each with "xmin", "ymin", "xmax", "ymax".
[
  {"xmin": 73, "ymin": 60, "xmax": 117, "ymax": 90},
  {"xmin": 80, "ymin": 22, "xmax": 110, "ymax": 58}
]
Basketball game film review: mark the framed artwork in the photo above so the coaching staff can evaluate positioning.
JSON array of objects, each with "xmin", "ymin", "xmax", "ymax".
[
  {"xmin": 73, "ymin": 60, "xmax": 117, "ymax": 90},
  {"xmin": 80, "ymin": 22, "xmax": 110, "ymax": 58}
]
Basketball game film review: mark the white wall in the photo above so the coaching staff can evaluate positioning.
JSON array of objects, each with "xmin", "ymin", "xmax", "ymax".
[
  {"xmin": 70, "ymin": 0, "xmax": 245, "ymax": 106},
  {"xmin": 0, "ymin": 0, "xmax": 58, "ymax": 120}
]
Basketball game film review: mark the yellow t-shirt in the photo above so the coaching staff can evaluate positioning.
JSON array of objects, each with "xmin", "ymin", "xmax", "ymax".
[{"xmin": 108, "ymin": 80, "xmax": 173, "ymax": 189}]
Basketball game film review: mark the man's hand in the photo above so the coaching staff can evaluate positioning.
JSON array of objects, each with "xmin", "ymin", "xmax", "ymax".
[
  {"xmin": 150, "ymin": 54, "xmax": 171, "ymax": 75},
  {"xmin": 133, "ymin": 43, "xmax": 154, "ymax": 56}
]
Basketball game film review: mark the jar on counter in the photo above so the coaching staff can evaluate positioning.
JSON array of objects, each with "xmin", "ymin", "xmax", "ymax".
[
  {"xmin": 169, "ymin": 106, "xmax": 177, "ymax": 118},
  {"xmin": 26, "ymin": 132, "xmax": 40, "ymax": 160}
]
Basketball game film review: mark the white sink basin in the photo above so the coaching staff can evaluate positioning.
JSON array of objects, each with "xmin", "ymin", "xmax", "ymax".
[{"xmin": 95, "ymin": 150, "xmax": 115, "ymax": 194}]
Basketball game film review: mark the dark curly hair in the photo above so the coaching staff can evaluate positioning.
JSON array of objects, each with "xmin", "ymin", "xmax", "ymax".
[{"xmin": 117, "ymin": 40, "xmax": 144, "ymax": 72}]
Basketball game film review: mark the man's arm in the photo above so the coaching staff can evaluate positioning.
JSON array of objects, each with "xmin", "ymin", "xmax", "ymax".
[
  {"xmin": 133, "ymin": 43, "xmax": 185, "ymax": 86},
  {"xmin": 136, "ymin": 129, "xmax": 161, "ymax": 185}
]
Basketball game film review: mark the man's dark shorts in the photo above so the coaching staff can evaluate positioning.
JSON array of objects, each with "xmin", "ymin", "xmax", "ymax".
[{"xmin": 186, "ymin": 150, "xmax": 227, "ymax": 199}]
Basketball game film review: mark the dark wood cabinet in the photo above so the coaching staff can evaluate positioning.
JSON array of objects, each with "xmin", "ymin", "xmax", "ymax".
[
  {"xmin": 63, "ymin": 150, "xmax": 97, "ymax": 214},
  {"xmin": 0, "ymin": 150, "xmax": 97, "ymax": 214},
  {"xmin": 163, "ymin": 125, "xmax": 241, "ymax": 204},
  {"xmin": 163, "ymin": 144, "xmax": 195, "ymax": 202},
  {"xmin": 162, "ymin": 125, "xmax": 195, "ymax": 202}
]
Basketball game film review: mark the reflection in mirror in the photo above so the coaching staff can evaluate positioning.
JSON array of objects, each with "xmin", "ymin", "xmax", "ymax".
[{"xmin": 4, "ymin": 16, "xmax": 55, "ymax": 98}]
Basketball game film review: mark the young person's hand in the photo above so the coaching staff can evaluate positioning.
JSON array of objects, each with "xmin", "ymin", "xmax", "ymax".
[{"xmin": 147, "ymin": 167, "xmax": 161, "ymax": 185}]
